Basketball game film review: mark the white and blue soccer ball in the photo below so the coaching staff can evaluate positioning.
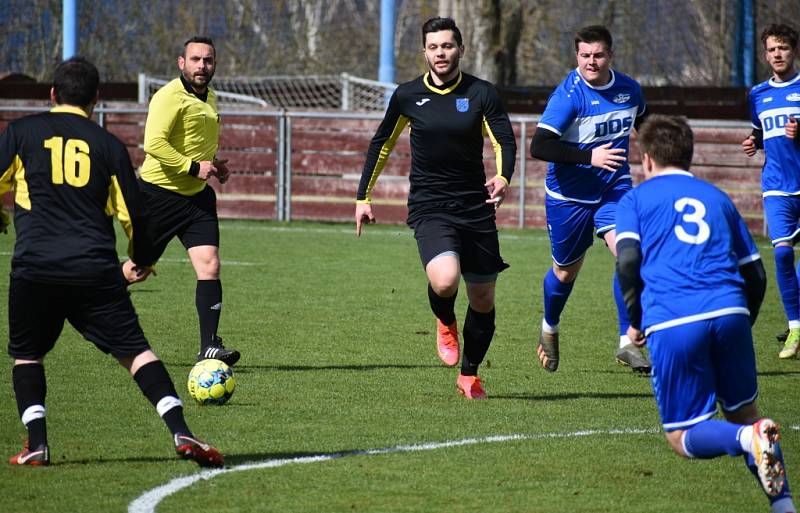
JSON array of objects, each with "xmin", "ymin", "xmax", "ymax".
[{"xmin": 187, "ymin": 359, "xmax": 236, "ymax": 405}]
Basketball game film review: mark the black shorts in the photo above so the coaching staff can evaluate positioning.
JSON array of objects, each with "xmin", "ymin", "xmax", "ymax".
[
  {"xmin": 413, "ymin": 216, "xmax": 509, "ymax": 283},
  {"xmin": 8, "ymin": 276, "xmax": 150, "ymax": 360},
  {"xmin": 139, "ymin": 180, "xmax": 219, "ymax": 261}
]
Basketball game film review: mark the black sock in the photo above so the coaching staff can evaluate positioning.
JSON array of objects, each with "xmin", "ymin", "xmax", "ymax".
[
  {"xmin": 461, "ymin": 307, "xmax": 495, "ymax": 376},
  {"xmin": 133, "ymin": 360, "xmax": 191, "ymax": 437},
  {"xmin": 196, "ymin": 279, "xmax": 222, "ymax": 351},
  {"xmin": 13, "ymin": 363, "xmax": 47, "ymax": 447},
  {"xmin": 428, "ymin": 283, "xmax": 457, "ymax": 325}
]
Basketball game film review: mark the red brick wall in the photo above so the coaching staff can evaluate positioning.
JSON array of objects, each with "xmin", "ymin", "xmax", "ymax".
[{"xmin": 0, "ymin": 103, "xmax": 766, "ymax": 234}]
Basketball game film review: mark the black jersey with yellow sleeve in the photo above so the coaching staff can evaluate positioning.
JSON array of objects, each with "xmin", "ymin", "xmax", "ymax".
[
  {"xmin": 0, "ymin": 106, "xmax": 155, "ymax": 285},
  {"xmin": 357, "ymin": 72, "xmax": 516, "ymax": 229}
]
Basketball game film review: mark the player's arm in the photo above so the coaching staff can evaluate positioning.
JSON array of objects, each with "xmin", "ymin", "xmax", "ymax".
[
  {"xmin": 531, "ymin": 127, "xmax": 625, "ymax": 172},
  {"xmin": 355, "ymin": 91, "xmax": 408, "ymax": 236},
  {"xmin": 143, "ymin": 91, "xmax": 200, "ymax": 176},
  {"xmin": 785, "ymin": 116, "xmax": 799, "ymax": 142},
  {"xmin": 481, "ymin": 83, "xmax": 517, "ymax": 196},
  {"xmin": 731, "ymin": 206, "xmax": 767, "ymax": 324},
  {"xmin": 615, "ymin": 237, "xmax": 644, "ymax": 331},
  {"xmin": 109, "ymin": 142, "xmax": 158, "ymax": 276},
  {"xmin": 531, "ymin": 86, "xmax": 591, "ymax": 165},
  {"xmin": 633, "ymin": 105, "xmax": 649, "ymax": 131},
  {"xmin": 0, "ymin": 124, "xmax": 19, "ymax": 233},
  {"xmin": 530, "ymin": 127, "xmax": 591, "ymax": 164},
  {"xmin": 632, "ymin": 84, "xmax": 649, "ymax": 132},
  {"xmin": 740, "ymin": 259, "xmax": 767, "ymax": 325},
  {"xmin": 742, "ymin": 127, "xmax": 764, "ymax": 157},
  {"xmin": 743, "ymin": 92, "xmax": 764, "ymax": 155}
]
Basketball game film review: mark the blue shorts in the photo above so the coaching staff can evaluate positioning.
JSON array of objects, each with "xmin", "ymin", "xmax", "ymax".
[
  {"xmin": 545, "ymin": 180, "xmax": 631, "ymax": 266},
  {"xmin": 764, "ymin": 195, "xmax": 800, "ymax": 245},
  {"xmin": 647, "ymin": 314, "xmax": 758, "ymax": 432}
]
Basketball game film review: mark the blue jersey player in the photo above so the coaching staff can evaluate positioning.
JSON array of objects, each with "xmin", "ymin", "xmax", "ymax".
[
  {"xmin": 617, "ymin": 115, "xmax": 794, "ymax": 513},
  {"xmin": 530, "ymin": 25, "xmax": 650, "ymax": 373},
  {"xmin": 742, "ymin": 23, "xmax": 800, "ymax": 359}
]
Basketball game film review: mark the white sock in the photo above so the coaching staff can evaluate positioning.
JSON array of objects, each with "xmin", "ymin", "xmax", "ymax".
[
  {"xmin": 542, "ymin": 319, "xmax": 559, "ymax": 334},
  {"xmin": 738, "ymin": 425, "xmax": 753, "ymax": 454},
  {"xmin": 619, "ymin": 334, "xmax": 631, "ymax": 349}
]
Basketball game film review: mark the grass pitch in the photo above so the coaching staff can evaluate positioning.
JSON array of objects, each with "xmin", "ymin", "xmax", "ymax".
[{"xmin": 0, "ymin": 219, "xmax": 797, "ymax": 513}]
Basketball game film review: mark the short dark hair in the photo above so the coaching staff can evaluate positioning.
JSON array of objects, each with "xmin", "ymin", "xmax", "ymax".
[
  {"xmin": 574, "ymin": 25, "xmax": 613, "ymax": 52},
  {"xmin": 637, "ymin": 115, "xmax": 694, "ymax": 170},
  {"xmin": 422, "ymin": 17, "xmax": 462, "ymax": 47},
  {"xmin": 52, "ymin": 57, "xmax": 99, "ymax": 107},
  {"xmin": 182, "ymin": 36, "xmax": 216, "ymax": 57},
  {"xmin": 761, "ymin": 23, "xmax": 798, "ymax": 50}
]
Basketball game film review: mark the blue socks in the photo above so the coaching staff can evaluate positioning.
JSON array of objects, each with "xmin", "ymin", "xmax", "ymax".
[
  {"xmin": 543, "ymin": 268, "xmax": 574, "ymax": 327},
  {"xmin": 743, "ymin": 449, "xmax": 793, "ymax": 506},
  {"xmin": 682, "ymin": 420, "xmax": 744, "ymax": 458},
  {"xmin": 685, "ymin": 420, "xmax": 794, "ymax": 507},
  {"xmin": 774, "ymin": 246, "xmax": 799, "ymax": 324},
  {"xmin": 613, "ymin": 271, "xmax": 631, "ymax": 336}
]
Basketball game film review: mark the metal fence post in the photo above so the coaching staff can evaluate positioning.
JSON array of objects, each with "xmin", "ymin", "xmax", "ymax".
[
  {"xmin": 97, "ymin": 102, "xmax": 105, "ymax": 128},
  {"xmin": 341, "ymin": 73, "xmax": 350, "ymax": 111},
  {"xmin": 276, "ymin": 113, "xmax": 286, "ymax": 221},
  {"xmin": 518, "ymin": 120, "xmax": 527, "ymax": 229},
  {"xmin": 285, "ymin": 115, "xmax": 293, "ymax": 222},
  {"xmin": 138, "ymin": 73, "xmax": 147, "ymax": 104}
]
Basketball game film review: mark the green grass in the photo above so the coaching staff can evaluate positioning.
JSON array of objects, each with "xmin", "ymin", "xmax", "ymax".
[{"xmin": 0, "ymin": 219, "xmax": 797, "ymax": 513}]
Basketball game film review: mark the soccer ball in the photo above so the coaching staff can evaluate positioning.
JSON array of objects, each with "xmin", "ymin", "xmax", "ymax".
[{"xmin": 187, "ymin": 359, "xmax": 236, "ymax": 405}]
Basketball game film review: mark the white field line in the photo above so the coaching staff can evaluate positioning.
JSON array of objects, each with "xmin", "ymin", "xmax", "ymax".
[
  {"xmin": 129, "ymin": 425, "xmax": 800, "ymax": 513},
  {"xmin": 217, "ymin": 222, "xmax": 551, "ymax": 243}
]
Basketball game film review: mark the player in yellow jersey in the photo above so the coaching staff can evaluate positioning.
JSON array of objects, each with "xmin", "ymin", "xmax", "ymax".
[{"xmin": 123, "ymin": 36, "xmax": 239, "ymax": 365}]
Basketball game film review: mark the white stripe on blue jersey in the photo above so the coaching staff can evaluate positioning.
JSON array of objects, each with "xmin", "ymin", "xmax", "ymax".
[
  {"xmin": 645, "ymin": 307, "xmax": 750, "ymax": 336},
  {"xmin": 538, "ymin": 68, "xmax": 646, "ymax": 202},
  {"xmin": 748, "ymin": 73, "xmax": 800, "ymax": 195},
  {"xmin": 560, "ymin": 106, "xmax": 639, "ymax": 145}
]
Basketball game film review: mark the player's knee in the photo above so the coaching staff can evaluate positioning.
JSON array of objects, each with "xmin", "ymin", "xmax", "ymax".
[
  {"xmin": 427, "ymin": 262, "xmax": 460, "ymax": 295},
  {"xmin": 469, "ymin": 296, "xmax": 494, "ymax": 312},
  {"xmin": 466, "ymin": 286, "xmax": 495, "ymax": 311},
  {"xmin": 664, "ymin": 430, "xmax": 690, "ymax": 458},
  {"xmin": 430, "ymin": 278, "xmax": 458, "ymax": 297},
  {"xmin": 723, "ymin": 403, "xmax": 759, "ymax": 425},
  {"xmin": 552, "ymin": 266, "xmax": 578, "ymax": 283},
  {"xmin": 193, "ymin": 258, "xmax": 220, "ymax": 279}
]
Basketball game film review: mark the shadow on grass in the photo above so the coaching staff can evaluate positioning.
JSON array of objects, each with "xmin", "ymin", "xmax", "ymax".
[
  {"xmin": 758, "ymin": 370, "xmax": 800, "ymax": 377},
  {"xmin": 224, "ymin": 450, "xmax": 351, "ymax": 466},
  {"xmin": 53, "ymin": 455, "xmax": 181, "ymax": 466},
  {"xmin": 491, "ymin": 391, "xmax": 652, "ymax": 402},
  {"xmin": 52, "ymin": 450, "xmax": 345, "ymax": 467},
  {"xmin": 163, "ymin": 362, "xmax": 441, "ymax": 372},
  {"xmin": 239, "ymin": 363, "xmax": 442, "ymax": 372}
]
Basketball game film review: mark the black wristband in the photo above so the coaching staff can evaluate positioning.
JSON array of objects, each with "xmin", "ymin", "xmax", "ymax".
[{"xmin": 188, "ymin": 161, "xmax": 200, "ymax": 177}]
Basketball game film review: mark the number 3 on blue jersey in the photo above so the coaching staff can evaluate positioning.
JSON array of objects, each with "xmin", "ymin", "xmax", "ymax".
[{"xmin": 674, "ymin": 197, "xmax": 710, "ymax": 244}]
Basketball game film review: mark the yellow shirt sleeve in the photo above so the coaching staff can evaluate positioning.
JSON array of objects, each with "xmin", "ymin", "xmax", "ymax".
[
  {"xmin": 142, "ymin": 86, "xmax": 193, "ymax": 174},
  {"xmin": 139, "ymin": 79, "xmax": 220, "ymax": 196}
]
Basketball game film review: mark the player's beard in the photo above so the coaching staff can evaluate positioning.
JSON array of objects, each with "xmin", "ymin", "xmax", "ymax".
[
  {"xmin": 182, "ymin": 68, "xmax": 214, "ymax": 91},
  {"xmin": 426, "ymin": 54, "xmax": 460, "ymax": 83}
]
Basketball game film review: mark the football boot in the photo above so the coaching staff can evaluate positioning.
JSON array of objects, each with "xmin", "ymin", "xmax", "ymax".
[
  {"xmin": 436, "ymin": 319, "xmax": 460, "ymax": 367},
  {"xmin": 174, "ymin": 433, "xmax": 224, "ymax": 468}
]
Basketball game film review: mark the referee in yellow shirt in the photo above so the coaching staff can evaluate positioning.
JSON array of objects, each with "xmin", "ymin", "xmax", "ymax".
[{"xmin": 123, "ymin": 36, "xmax": 239, "ymax": 365}]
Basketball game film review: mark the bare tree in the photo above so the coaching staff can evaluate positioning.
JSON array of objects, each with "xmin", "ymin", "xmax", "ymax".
[{"xmin": 3, "ymin": 0, "xmax": 800, "ymax": 89}]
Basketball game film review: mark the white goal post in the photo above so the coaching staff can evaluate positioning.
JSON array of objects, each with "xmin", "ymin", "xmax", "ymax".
[{"xmin": 138, "ymin": 73, "xmax": 397, "ymax": 111}]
